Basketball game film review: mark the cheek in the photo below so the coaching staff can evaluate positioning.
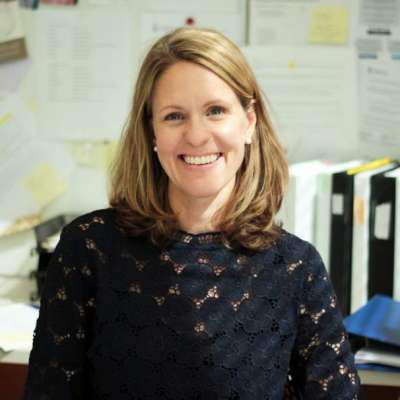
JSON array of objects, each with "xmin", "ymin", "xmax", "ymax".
[
  {"xmin": 215, "ymin": 118, "xmax": 248, "ymax": 148},
  {"xmin": 154, "ymin": 128, "xmax": 180, "ymax": 154}
]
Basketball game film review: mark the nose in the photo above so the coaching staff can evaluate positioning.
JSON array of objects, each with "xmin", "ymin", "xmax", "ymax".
[{"xmin": 184, "ymin": 115, "xmax": 211, "ymax": 147}]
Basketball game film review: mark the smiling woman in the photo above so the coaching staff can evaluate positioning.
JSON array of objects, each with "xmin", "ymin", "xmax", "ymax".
[
  {"xmin": 24, "ymin": 28, "xmax": 360, "ymax": 400},
  {"xmin": 110, "ymin": 27, "xmax": 288, "ymax": 250}
]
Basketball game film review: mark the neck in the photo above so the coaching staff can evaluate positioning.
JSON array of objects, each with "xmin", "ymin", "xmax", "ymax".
[{"xmin": 169, "ymin": 184, "xmax": 233, "ymax": 234}]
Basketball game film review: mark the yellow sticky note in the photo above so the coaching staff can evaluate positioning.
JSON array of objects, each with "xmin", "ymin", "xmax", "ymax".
[
  {"xmin": 70, "ymin": 140, "xmax": 118, "ymax": 172},
  {"xmin": 23, "ymin": 164, "xmax": 68, "ymax": 208},
  {"xmin": 0, "ymin": 112, "xmax": 12, "ymax": 126},
  {"xmin": 103, "ymin": 140, "xmax": 118, "ymax": 171},
  {"xmin": 308, "ymin": 6, "xmax": 348, "ymax": 45}
]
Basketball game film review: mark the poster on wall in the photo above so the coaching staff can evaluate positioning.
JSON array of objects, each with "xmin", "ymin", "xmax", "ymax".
[
  {"xmin": 359, "ymin": 59, "xmax": 400, "ymax": 158},
  {"xmin": 34, "ymin": 7, "xmax": 135, "ymax": 140},
  {"xmin": 355, "ymin": 0, "xmax": 400, "ymax": 59}
]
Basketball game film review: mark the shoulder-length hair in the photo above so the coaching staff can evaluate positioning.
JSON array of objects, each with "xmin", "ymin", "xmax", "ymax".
[{"xmin": 109, "ymin": 27, "xmax": 288, "ymax": 251}]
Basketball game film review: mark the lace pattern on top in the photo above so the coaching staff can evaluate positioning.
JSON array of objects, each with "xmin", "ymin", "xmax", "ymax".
[{"xmin": 24, "ymin": 209, "xmax": 360, "ymax": 400}]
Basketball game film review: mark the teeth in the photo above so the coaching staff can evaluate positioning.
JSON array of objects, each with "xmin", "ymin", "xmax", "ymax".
[{"xmin": 183, "ymin": 153, "xmax": 220, "ymax": 165}]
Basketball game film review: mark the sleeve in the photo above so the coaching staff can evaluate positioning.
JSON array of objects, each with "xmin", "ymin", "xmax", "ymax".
[
  {"xmin": 23, "ymin": 225, "xmax": 96, "ymax": 400},
  {"xmin": 290, "ymin": 243, "xmax": 360, "ymax": 400}
]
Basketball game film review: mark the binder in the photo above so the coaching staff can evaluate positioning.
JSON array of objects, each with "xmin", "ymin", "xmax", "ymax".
[
  {"xmin": 368, "ymin": 166, "xmax": 400, "ymax": 301},
  {"xmin": 314, "ymin": 160, "xmax": 363, "ymax": 272},
  {"xmin": 351, "ymin": 162, "xmax": 398, "ymax": 314},
  {"xmin": 277, "ymin": 160, "xmax": 327, "ymax": 245},
  {"xmin": 329, "ymin": 158, "xmax": 393, "ymax": 316}
]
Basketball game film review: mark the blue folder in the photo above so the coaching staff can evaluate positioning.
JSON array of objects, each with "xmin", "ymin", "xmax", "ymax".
[{"xmin": 343, "ymin": 295, "xmax": 400, "ymax": 348}]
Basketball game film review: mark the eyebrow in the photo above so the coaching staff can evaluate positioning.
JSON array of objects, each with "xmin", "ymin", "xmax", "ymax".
[{"xmin": 158, "ymin": 99, "xmax": 231, "ymax": 113}]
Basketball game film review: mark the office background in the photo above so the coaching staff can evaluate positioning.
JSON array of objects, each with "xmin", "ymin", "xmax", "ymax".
[
  {"xmin": 1, "ymin": 0, "xmax": 400, "ymax": 231},
  {"xmin": 1, "ymin": 1, "xmax": 400, "ymax": 398}
]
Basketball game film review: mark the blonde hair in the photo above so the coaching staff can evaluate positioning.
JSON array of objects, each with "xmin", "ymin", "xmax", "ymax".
[{"xmin": 109, "ymin": 27, "xmax": 288, "ymax": 251}]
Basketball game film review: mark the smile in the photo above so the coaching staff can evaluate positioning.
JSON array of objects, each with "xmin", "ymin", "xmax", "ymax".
[{"xmin": 180, "ymin": 153, "xmax": 222, "ymax": 165}]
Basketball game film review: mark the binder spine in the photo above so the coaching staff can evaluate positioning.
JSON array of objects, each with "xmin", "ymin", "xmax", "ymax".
[
  {"xmin": 368, "ymin": 175, "xmax": 395, "ymax": 299},
  {"xmin": 329, "ymin": 173, "xmax": 354, "ymax": 316}
]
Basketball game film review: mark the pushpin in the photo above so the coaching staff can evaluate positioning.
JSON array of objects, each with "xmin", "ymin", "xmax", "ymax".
[{"xmin": 185, "ymin": 17, "xmax": 195, "ymax": 26}]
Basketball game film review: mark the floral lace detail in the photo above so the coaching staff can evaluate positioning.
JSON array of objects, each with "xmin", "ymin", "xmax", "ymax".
[
  {"xmin": 172, "ymin": 229, "xmax": 223, "ymax": 245},
  {"xmin": 24, "ymin": 209, "xmax": 360, "ymax": 400}
]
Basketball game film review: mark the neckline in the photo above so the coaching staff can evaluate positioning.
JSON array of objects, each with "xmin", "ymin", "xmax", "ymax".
[{"xmin": 172, "ymin": 230, "xmax": 224, "ymax": 245}]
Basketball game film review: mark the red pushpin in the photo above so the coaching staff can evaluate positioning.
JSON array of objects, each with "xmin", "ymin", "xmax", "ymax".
[{"xmin": 185, "ymin": 17, "xmax": 195, "ymax": 26}]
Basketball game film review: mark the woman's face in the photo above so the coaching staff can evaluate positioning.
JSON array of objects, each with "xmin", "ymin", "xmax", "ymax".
[{"xmin": 151, "ymin": 61, "xmax": 256, "ymax": 205}]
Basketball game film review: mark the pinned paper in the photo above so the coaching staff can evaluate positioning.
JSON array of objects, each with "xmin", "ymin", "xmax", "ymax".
[
  {"xmin": 0, "ymin": 112, "xmax": 12, "ymax": 126},
  {"xmin": 70, "ymin": 140, "xmax": 118, "ymax": 172},
  {"xmin": 23, "ymin": 164, "xmax": 68, "ymax": 207},
  {"xmin": 308, "ymin": 6, "xmax": 348, "ymax": 45}
]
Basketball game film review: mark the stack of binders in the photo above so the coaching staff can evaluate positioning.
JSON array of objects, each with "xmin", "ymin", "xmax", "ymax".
[
  {"xmin": 282, "ymin": 158, "xmax": 400, "ymax": 317},
  {"xmin": 325, "ymin": 159, "xmax": 399, "ymax": 316},
  {"xmin": 368, "ymin": 167, "xmax": 400, "ymax": 303}
]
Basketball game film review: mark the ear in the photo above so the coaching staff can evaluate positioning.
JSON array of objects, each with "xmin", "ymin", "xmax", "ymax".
[{"xmin": 245, "ymin": 100, "xmax": 257, "ymax": 140}]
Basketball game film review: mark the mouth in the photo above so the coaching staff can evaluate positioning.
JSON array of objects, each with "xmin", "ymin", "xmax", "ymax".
[{"xmin": 178, "ymin": 153, "xmax": 223, "ymax": 166}]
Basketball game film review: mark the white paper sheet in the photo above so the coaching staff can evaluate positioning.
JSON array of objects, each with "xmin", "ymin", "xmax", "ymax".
[
  {"xmin": 139, "ymin": 0, "xmax": 246, "ymax": 49},
  {"xmin": 355, "ymin": 0, "xmax": 400, "ymax": 58},
  {"xmin": 0, "ymin": 229, "xmax": 36, "ymax": 277},
  {"xmin": 242, "ymin": 46, "xmax": 358, "ymax": 162},
  {"xmin": 0, "ymin": 302, "xmax": 38, "ymax": 351},
  {"xmin": 34, "ymin": 8, "xmax": 135, "ymax": 140},
  {"xmin": 0, "ymin": 92, "xmax": 36, "ymax": 173},
  {"xmin": 359, "ymin": 60, "xmax": 400, "ymax": 158},
  {"xmin": 0, "ymin": 58, "xmax": 31, "ymax": 94},
  {"xmin": 249, "ymin": 0, "xmax": 353, "ymax": 46}
]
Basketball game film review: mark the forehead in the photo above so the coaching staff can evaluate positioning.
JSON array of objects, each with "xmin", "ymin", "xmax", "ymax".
[{"xmin": 152, "ymin": 61, "xmax": 238, "ymax": 109}]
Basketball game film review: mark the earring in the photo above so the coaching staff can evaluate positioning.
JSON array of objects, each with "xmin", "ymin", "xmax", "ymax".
[{"xmin": 153, "ymin": 146, "xmax": 158, "ymax": 152}]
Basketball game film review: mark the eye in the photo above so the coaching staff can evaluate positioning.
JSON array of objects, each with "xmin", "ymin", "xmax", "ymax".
[
  {"xmin": 164, "ymin": 112, "xmax": 184, "ymax": 121},
  {"xmin": 207, "ymin": 105, "xmax": 225, "ymax": 117}
]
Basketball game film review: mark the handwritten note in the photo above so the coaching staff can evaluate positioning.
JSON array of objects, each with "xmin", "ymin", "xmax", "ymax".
[{"xmin": 308, "ymin": 6, "xmax": 348, "ymax": 45}]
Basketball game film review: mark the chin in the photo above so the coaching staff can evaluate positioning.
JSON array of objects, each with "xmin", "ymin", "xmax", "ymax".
[{"xmin": 181, "ymin": 182, "xmax": 233, "ymax": 200}]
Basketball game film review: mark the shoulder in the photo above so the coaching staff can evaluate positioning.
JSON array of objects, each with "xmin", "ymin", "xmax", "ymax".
[
  {"xmin": 63, "ymin": 208, "xmax": 118, "ymax": 235},
  {"xmin": 268, "ymin": 229, "xmax": 325, "ymax": 277},
  {"xmin": 59, "ymin": 208, "xmax": 123, "ymax": 248},
  {"xmin": 273, "ymin": 230, "xmax": 315, "ymax": 261}
]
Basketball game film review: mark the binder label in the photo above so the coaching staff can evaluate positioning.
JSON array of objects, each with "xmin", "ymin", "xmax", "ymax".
[
  {"xmin": 332, "ymin": 194, "xmax": 344, "ymax": 215},
  {"xmin": 354, "ymin": 197, "xmax": 365, "ymax": 225},
  {"xmin": 374, "ymin": 203, "xmax": 391, "ymax": 240}
]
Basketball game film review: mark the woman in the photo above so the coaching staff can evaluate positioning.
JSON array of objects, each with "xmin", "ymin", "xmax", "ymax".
[{"xmin": 24, "ymin": 28, "xmax": 360, "ymax": 399}]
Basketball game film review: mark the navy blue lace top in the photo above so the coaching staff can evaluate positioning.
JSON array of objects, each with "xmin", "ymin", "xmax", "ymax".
[{"xmin": 24, "ymin": 208, "xmax": 360, "ymax": 399}]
